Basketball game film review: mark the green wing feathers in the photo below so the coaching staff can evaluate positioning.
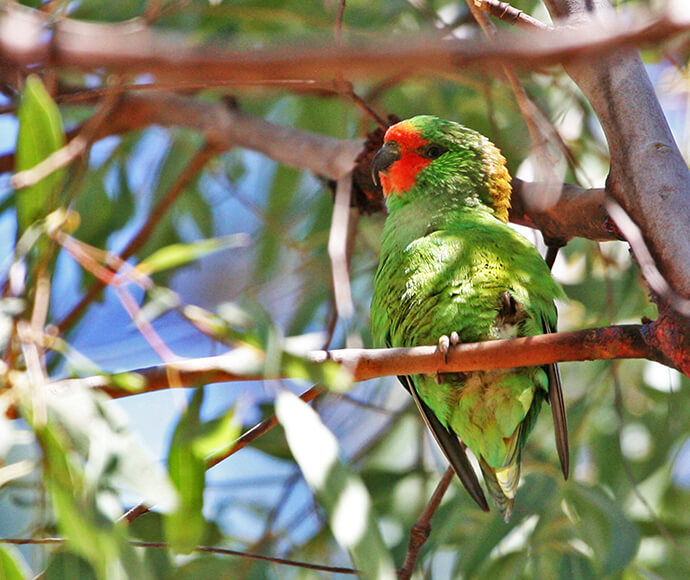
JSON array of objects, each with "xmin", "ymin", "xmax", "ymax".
[
  {"xmin": 370, "ymin": 116, "xmax": 568, "ymax": 519},
  {"xmin": 371, "ymin": 210, "xmax": 565, "ymax": 519}
]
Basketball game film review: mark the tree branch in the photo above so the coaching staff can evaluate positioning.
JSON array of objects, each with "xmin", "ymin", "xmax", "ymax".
[
  {"xmin": 2, "ymin": 3, "xmax": 690, "ymax": 82},
  {"xmin": 0, "ymin": 90, "xmax": 616, "ymax": 242},
  {"xmin": 542, "ymin": 0, "xmax": 690, "ymax": 297},
  {"xmin": 46, "ymin": 325, "xmax": 671, "ymax": 399},
  {"xmin": 398, "ymin": 467, "xmax": 455, "ymax": 579}
]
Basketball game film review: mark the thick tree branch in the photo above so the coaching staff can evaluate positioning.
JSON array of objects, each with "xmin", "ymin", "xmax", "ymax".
[
  {"xmin": 2, "ymin": 3, "xmax": 690, "ymax": 82},
  {"xmin": 510, "ymin": 178, "xmax": 611, "ymax": 242},
  {"xmin": 0, "ymin": 91, "xmax": 615, "ymax": 242},
  {"xmin": 543, "ymin": 0, "xmax": 690, "ymax": 298},
  {"xmin": 46, "ymin": 325, "xmax": 671, "ymax": 399}
]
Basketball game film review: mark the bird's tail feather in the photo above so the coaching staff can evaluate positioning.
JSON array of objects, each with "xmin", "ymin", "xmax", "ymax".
[
  {"xmin": 478, "ymin": 430, "xmax": 522, "ymax": 522},
  {"xmin": 479, "ymin": 458, "xmax": 517, "ymax": 522}
]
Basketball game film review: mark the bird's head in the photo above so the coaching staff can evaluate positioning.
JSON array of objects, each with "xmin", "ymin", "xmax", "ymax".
[{"xmin": 371, "ymin": 115, "xmax": 511, "ymax": 222}]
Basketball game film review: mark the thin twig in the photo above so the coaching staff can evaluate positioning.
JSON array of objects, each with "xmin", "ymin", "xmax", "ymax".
[
  {"xmin": 0, "ymin": 537, "xmax": 358, "ymax": 574},
  {"xmin": 605, "ymin": 199, "xmax": 690, "ymax": 316},
  {"xmin": 334, "ymin": 0, "xmax": 346, "ymax": 46},
  {"xmin": 206, "ymin": 386, "xmax": 322, "ymax": 469},
  {"xmin": 349, "ymin": 89, "xmax": 388, "ymax": 129},
  {"xmin": 120, "ymin": 503, "xmax": 150, "ymax": 523},
  {"xmin": 56, "ymin": 142, "xmax": 218, "ymax": 333},
  {"xmin": 398, "ymin": 466, "xmax": 455, "ymax": 579},
  {"xmin": 466, "ymin": 0, "xmax": 563, "ymax": 210},
  {"xmin": 476, "ymin": 0, "xmax": 549, "ymax": 30}
]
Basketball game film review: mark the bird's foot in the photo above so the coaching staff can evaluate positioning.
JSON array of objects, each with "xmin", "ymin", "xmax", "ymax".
[{"xmin": 436, "ymin": 331, "xmax": 460, "ymax": 384}]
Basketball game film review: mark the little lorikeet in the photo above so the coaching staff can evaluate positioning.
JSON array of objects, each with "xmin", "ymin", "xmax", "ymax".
[{"xmin": 370, "ymin": 115, "xmax": 569, "ymax": 521}]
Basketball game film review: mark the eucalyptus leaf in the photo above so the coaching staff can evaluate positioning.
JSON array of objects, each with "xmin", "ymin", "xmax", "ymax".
[
  {"xmin": 0, "ymin": 544, "xmax": 31, "ymax": 580},
  {"xmin": 165, "ymin": 388, "xmax": 240, "ymax": 554},
  {"xmin": 136, "ymin": 233, "xmax": 250, "ymax": 276},
  {"xmin": 276, "ymin": 390, "xmax": 396, "ymax": 580},
  {"xmin": 564, "ymin": 483, "xmax": 640, "ymax": 575},
  {"xmin": 15, "ymin": 75, "xmax": 66, "ymax": 236}
]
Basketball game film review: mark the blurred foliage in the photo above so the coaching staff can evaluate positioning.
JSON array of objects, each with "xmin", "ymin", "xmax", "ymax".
[{"xmin": 1, "ymin": 0, "xmax": 690, "ymax": 579}]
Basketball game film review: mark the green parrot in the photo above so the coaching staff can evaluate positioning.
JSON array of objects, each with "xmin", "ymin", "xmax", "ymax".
[{"xmin": 370, "ymin": 115, "xmax": 569, "ymax": 521}]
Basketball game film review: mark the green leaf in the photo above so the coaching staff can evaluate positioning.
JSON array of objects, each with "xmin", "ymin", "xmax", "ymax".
[
  {"xmin": 165, "ymin": 388, "xmax": 240, "ymax": 553},
  {"xmin": 559, "ymin": 552, "xmax": 596, "ymax": 580},
  {"xmin": 482, "ymin": 550, "xmax": 530, "ymax": 580},
  {"xmin": 172, "ymin": 555, "xmax": 241, "ymax": 580},
  {"xmin": 0, "ymin": 544, "xmax": 31, "ymax": 580},
  {"xmin": 452, "ymin": 473, "xmax": 559, "ymax": 578},
  {"xmin": 127, "ymin": 512, "xmax": 175, "ymax": 580},
  {"xmin": 18, "ymin": 384, "xmax": 164, "ymax": 580},
  {"xmin": 136, "ymin": 233, "xmax": 250, "ymax": 276},
  {"xmin": 15, "ymin": 75, "xmax": 66, "ymax": 236},
  {"xmin": 564, "ymin": 483, "xmax": 640, "ymax": 575},
  {"xmin": 276, "ymin": 390, "xmax": 396, "ymax": 580},
  {"xmin": 182, "ymin": 303, "xmax": 351, "ymax": 391},
  {"xmin": 131, "ymin": 511, "xmax": 222, "ymax": 547},
  {"xmin": 44, "ymin": 551, "xmax": 98, "ymax": 580}
]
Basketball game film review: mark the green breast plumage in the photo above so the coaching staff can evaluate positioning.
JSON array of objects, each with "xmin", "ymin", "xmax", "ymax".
[{"xmin": 371, "ymin": 205, "xmax": 562, "ymax": 468}]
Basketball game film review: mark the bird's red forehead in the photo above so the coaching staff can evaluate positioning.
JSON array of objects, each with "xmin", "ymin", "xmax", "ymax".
[
  {"xmin": 380, "ymin": 121, "xmax": 430, "ymax": 196},
  {"xmin": 384, "ymin": 121, "xmax": 428, "ymax": 151}
]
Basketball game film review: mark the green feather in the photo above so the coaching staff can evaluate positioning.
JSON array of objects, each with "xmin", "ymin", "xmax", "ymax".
[{"xmin": 370, "ymin": 116, "xmax": 567, "ymax": 520}]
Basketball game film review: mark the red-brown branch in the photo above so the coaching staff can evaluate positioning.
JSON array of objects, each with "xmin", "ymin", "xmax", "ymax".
[
  {"xmin": 2, "ymin": 3, "xmax": 689, "ymax": 82},
  {"xmin": 46, "ymin": 325, "xmax": 670, "ymax": 399},
  {"xmin": 0, "ymin": 91, "xmax": 616, "ymax": 242},
  {"xmin": 398, "ymin": 466, "xmax": 455, "ymax": 579}
]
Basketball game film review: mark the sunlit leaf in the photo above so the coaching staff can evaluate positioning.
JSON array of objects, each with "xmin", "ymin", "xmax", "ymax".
[
  {"xmin": 136, "ymin": 233, "xmax": 250, "ymax": 276},
  {"xmin": 165, "ymin": 388, "xmax": 240, "ymax": 553},
  {"xmin": 0, "ymin": 544, "xmax": 31, "ymax": 580},
  {"xmin": 276, "ymin": 390, "xmax": 396, "ymax": 580},
  {"xmin": 15, "ymin": 75, "xmax": 65, "ymax": 236}
]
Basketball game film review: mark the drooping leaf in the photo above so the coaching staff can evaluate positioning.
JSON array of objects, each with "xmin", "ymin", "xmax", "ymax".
[
  {"xmin": 44, "ymin": 551, "xmax": 98, "ymax": 580},
  {"xmin": 15, "ymin": 75, "xmax": 66, "ymax": 236},
  {"xmin": 276, "ymin": 390, "xmax": 396, "ymax": 580},
  {"xmin": 559, "ymin": 552, "xmax": 596, "ymax": 580},
  {"xmin": 0, "ymin": 544, "xmax": 31, "ymax": 580},
  {"xmin": 165, "ymin": 387, "xmax": 240, "ymax": 553},
  {"xmin": 135, "ymin": 233, "xmax": 250, "ymax": 276},
  {"xmin": 564, "ymin": 483, "xmax": 640, "ymax": 575},
  {"xmin": 172, "ymin": 555, "xmax": 242, "ymax": 580},
  {"xmin": 17, "ymin": 382, "xmax": 168, "ymax": 580}
]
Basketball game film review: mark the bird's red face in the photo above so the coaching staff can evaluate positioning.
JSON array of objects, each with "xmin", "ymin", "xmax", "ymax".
[{"xmin": 371, "ymin": 121, "xmax": 432, "ymax": 197}]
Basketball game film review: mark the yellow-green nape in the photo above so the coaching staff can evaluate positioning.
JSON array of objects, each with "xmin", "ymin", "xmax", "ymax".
[
  {"xmin": 484, "ymin": 143, "xmax": 512, "ymax": 223},
  {"xmin": 404, "ymin": 115, "xmax": 513, "ymax": 222}
]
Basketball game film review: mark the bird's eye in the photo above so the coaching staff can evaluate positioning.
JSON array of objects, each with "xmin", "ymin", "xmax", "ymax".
[{"xmin": 421, "ymin": 144, "xmax": 447, "ymax": 160}]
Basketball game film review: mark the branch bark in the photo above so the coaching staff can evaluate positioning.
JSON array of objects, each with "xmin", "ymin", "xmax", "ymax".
[
  {"xmin": 2, "ymin": 3, "xmax": 690, "ymax": 82},
  {"xmin": 46, "ymin": 325, "xmax": 670, "ymax": 399},
  {"xmin": 0, "ymin": 90, "xmax": 615, "ymax": 242},
  {"xmin": 542, "ymin": 0, "xmax": 690, "ymax": 297}
]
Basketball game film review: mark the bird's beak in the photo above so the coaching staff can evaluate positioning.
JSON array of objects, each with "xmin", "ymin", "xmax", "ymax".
[{"xmin": 371, "ymin": 141, "xmax": 401, "ymax": 187}]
